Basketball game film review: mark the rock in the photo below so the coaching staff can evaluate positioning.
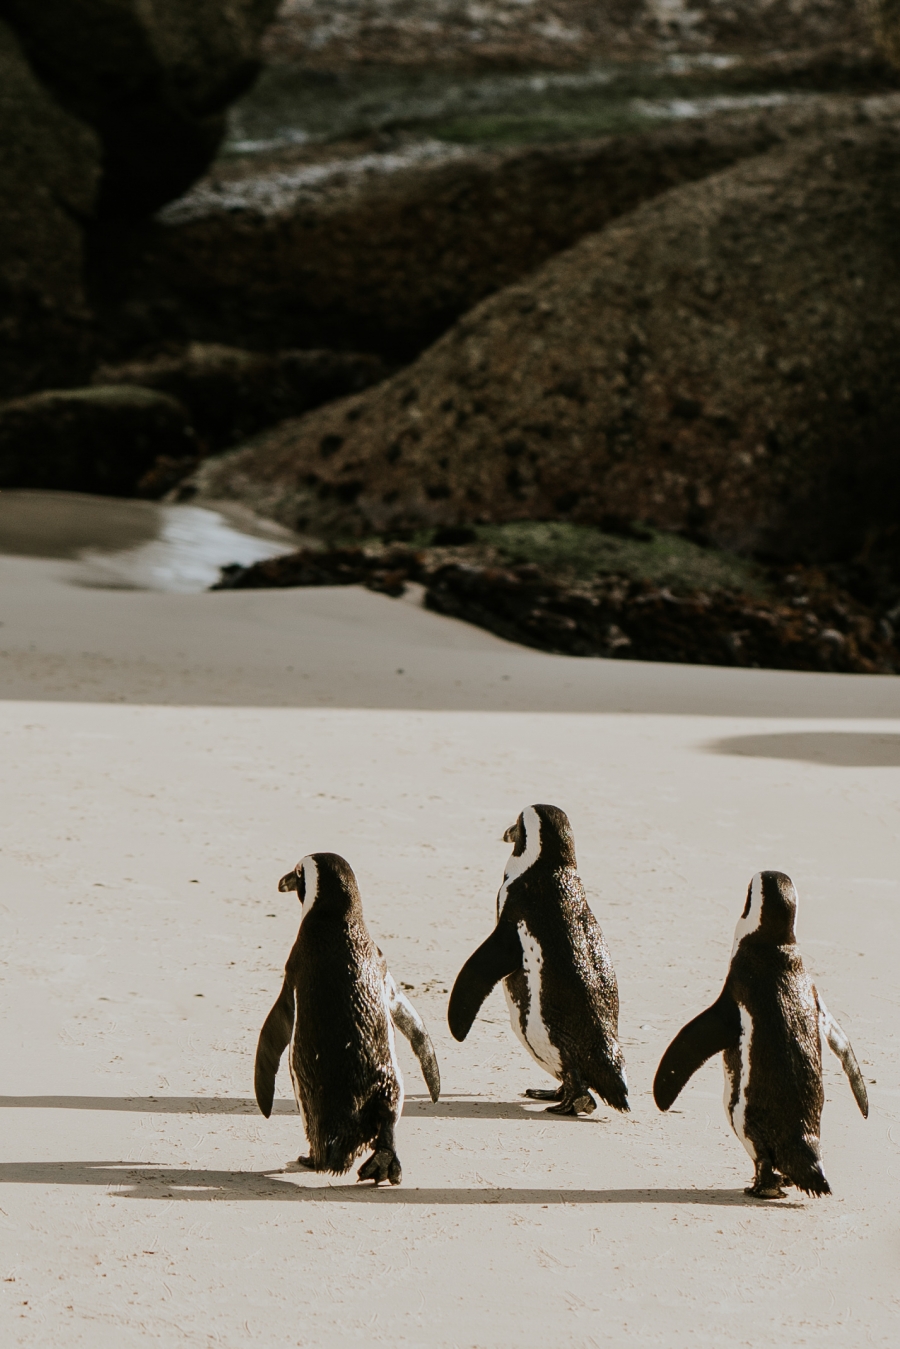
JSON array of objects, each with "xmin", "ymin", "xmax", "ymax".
[
  {"xmin": 3, "ymin": 1, "xmax": 279, "ymax": 215},
  {"xmin": 874, "ymin": 0, "xmax": 900, "ymax": 67},
  {"xmin": 0, "ymin": 386, "xmax": 196, "ymax": 496},
  {"xmin": 189, "ymin": 119, "xmax": 900, "ymax": 567},
  {"xmin": 214, "ymin": 545, "xmax": 419, "ymax": 598},
  {"xmin": 0, "ymin": 20, "xmax": 101, "ymax": 398},
  {"xmin": 264, "ymin": 0, "xmax": 872, "ymax": 71},
  {"xmin": 94, "ymin": 97, "xmax": 876, "ymax": 360},
  {"xmin": 91, "ymin": 343, "xmax": 388, "ymax": 452},
  {"xmin": 421, "ymin": 564, "xmax": 894, "ymax": 673}
]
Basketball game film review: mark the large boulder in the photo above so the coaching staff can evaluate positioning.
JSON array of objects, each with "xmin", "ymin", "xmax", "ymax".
[
  {"xmin": 94, "ymin": 96, "xmax": 878, "ymax": 359},
  {"xmin": 0, "ymin": 386, "xmax": 196, "ymax": 495},
  {"xmin": 2, "ymin": 1, "xmax": 279, "ymax": 215},
  {"xmin": 189, "ymin": 120, "xmax": 900, "ymax": 566},
  {"xmin": 92, "ymin": 343, "xmax": 387, "ymax": 451},
  {"xmin": 0, "ymin": 20, "xmax": 100, "ymax": 398},
  {"xmin": 874, "ymin": 0, "xmax": 900, "ymax": 66}
]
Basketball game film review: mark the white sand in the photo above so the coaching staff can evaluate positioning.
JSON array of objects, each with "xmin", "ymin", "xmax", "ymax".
[{"xmin": 1, "ymin": 550, "xmax": 898, "ymax": 1347}]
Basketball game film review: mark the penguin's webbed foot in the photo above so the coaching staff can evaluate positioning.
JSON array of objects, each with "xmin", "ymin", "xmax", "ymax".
[
  {"xmin": 524, "ymin": 1087, "xmax": 563, "ymax": 1102},
  {"xmin": 295, "ymin": 1155, "xmax": 317, "ymax": 1170},
  {"xmin": 545, "ymin": 1089, "xmax": 596, "ymax": 1116},
  {"xmin": 745, "ymin": 1162, "xmax": 787, "ymax": 1199},
  {"xmin": 745, "ymin": 1182, "xmax": 787, "ymax": 1199},
  {"xmin": 357, "ymin": 1148, "xmax": 402, "ymax": 1186}
]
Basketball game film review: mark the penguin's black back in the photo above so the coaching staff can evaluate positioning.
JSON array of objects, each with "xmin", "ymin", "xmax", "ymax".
[
  {"xmin": 287, "ymin": 868, "xmax": 399, "ymax": 1172},
  {"xmin": 505, "ymin": 859, "xmax": 625, "ymax": 1107},
  {"xmin": 726, "ymin": 937, "xmax": 825, "ymax": 1191}
]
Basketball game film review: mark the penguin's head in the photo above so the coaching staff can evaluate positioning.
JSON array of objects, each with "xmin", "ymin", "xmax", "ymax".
[
  {"xmin": 503, "ymin": 804, "xmax": 576, "ymax": 869},
  {"xmin": 277, "ymin": 852, "xmax": 360, "ymax": 917},
  {"xmin": 732, "ymin": 870, "xmax": 798, "ymax": 952}
]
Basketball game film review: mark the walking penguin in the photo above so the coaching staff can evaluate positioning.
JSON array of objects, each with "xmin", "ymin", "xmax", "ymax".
[
  {"xmin": 254, "ymin": 852, "xmax": 441, "ymax": 1185},
  {"xmin": 653, "ymin": 870, "xmax": 868, "ymax": 1197},
  {"xmin": 448, "ymin": 804, "xmax": 629, "ymax": 1115}
]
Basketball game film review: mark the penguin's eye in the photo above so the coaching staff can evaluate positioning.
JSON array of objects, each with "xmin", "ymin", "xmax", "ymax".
[{"xmin": 741, "ymin": 885, "xmax": 752, "ymax": 918}]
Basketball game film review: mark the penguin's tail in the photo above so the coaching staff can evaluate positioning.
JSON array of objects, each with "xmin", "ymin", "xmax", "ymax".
[
  {"xmin": 589, "ymin": 1050, "xmax": 630, "ymax": 1113},
  {"xmin": 781, "ymin": 1134, "xmax": 831, "ymax": 1197},
  {"xmin": 308, "ymin": 1110, "xmax": 366, "ymax": 1174},
  {"xmin": 322, "ymin": 1133, "xmax": 360, "ymax": 1176},
  {"xmin": 318, "ymin": 1090, "xmax": 399, "ymax": 1175},
  {"xmin": 597, "ymin": 1078, "xmax": 630, "ymax": 1114}
]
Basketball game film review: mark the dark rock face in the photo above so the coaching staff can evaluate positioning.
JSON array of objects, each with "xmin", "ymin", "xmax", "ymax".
[
  {"xmin": 95, "ymin": 98, "xmax": 878, "ymax": 360},
  {"xmin": 3, "ymin": 0, "xmax": 279, "ymax": 215},
  {"xmin": 264, "ymin": 0, "xmax": 872, "ymax": 71},
  {"xmin": 874, "ymin": 0, "xmax": 900, "ymax": 67},
  {"xmin": 92, "ymin": 343, "xmax": 388, "ymax": 452},
  {"xmin": 0, "ymin": 20, "xmax": 100, "ymax": 398},
  {"xmin": 0, "ymin": 386, "xmax": 196, "ymax": 496},
  {"xmin": 191, "ymin": 121, "xmax": 900, "ymax": 567}
]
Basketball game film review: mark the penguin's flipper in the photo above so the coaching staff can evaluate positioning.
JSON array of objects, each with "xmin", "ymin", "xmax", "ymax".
[
  {"xmin": 386, "ymin": 974, "xmax": 441, "ymax": 1102},
  {"xmin": 254, "ymin": 981, "xmax": 295, "ymax": 1119},
  {"xmin": 653, "ymin": 992, "xmax": 741, "ymax": 1111},
  {"xmin": 818, "ymin": 995, "xmax": 869, "ymax": 1119},
  {"xmin": 448, "ymin": 922, "xmax": 522, "ymax": 1042}
]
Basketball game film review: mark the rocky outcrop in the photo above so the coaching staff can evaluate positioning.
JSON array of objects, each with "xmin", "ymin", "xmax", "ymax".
[
  {"xmin": 93, "ymin": 96, "xmax": 881, "ymax": 360},
  {"xmin": 264, "ymin": 0, "xmax": 873, "ymax": 71},
  {"xmin": 0, "ymin": 20, "xmax": 100, "ymax": 398},
  {"xmin": 92, "ymin": 343, "xmax": 387, "ymax": 452},
  {"xmin": 0, "ymin": 386, "xmax": 196, "ymax": 495},
  {"xmin": 3, "ymin": 0, "xmax": 279, "ymax": 215},
  {"xmin": 189, "ymin": 120, "xmax": 900, "ymax": 567},
  {"xmin": 873, "ymin": 0, "xmax": 900, "ymax": 66}
]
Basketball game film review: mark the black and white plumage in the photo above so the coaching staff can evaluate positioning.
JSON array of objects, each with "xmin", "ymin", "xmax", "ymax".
[
  {"xmin": 654, "ymin": 870, "xmax": 868, "ymax": 1198},
  {"xmin": 448, "ymin": 804, "xmax": 629, "ymax": 1116},
  {"xmin": 254, "ymin": 853, "xmax": 440, "ymax": 1185}
]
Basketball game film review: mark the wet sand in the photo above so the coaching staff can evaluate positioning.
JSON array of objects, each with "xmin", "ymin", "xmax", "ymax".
[{"xmin": 1, "ymin": 512, "xmax": 897, "ymax": 1346}]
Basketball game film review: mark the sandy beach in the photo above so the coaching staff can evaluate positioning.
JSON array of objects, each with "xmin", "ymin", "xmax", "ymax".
[{"xmin": 1, "ymin": 527, "xmax": 898, "ymax": 1346}]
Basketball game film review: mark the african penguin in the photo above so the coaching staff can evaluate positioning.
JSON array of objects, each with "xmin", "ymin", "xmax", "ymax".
[
  {"xmin": 254, "ymin": 853, "xmax": 440, "ymax": 1185},
  {"xmin": 653, "ymin": 870, "xmax": 868, "ymax": 1198},
  {"xmin": 448, "ymin": 805, "xmax": 629, "ymax": 1116}
]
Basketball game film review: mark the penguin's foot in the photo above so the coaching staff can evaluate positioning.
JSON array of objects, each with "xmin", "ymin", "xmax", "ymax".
[
  {"xmin": 357, "ymin": 1148, "xmax": 402, "ymax": 1186},
  {"xmin": 545, "ymin": 1089, "xmax": 596, "ymax": 1116},
  {"xmin": 745, "ymin": 1183, "xmax": 787, "ymax": 1199},
  {"xmin": 745, "ymin": 1162, "xmax": 787, "ymax": 1199},
  {"xmin": 524, "ymin": 1087, "xmax": 563, "ymax": 1102},
  {"xmin": 295, "ymin": 1155, "xmax": 317, "ymax": 1170}
]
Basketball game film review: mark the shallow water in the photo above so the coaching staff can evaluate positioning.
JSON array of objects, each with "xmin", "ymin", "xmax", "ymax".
[
  {"xmin": 222, "ymin": 54, "xmax": 794, "ymax": 155},
  {"xmin": 0, "ymin": 492, "xmax": 295, "ymax": 594}
]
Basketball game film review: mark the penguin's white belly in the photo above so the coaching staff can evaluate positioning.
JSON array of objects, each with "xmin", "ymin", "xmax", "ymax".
[
  {"xmin": 379, "ymin": 974, "xmax": 405, "ymax": 1122},
  {"xmin": 505, "ymin": 922, "xmax": 562, "ymax": 1077},
  {"xmin": 289, "ymin": 1008, "xmax": 306, "ymax": 1127},
  {"xmin": 724, "ymin": 1004, "xmax": 756, "ymax": 1160}
]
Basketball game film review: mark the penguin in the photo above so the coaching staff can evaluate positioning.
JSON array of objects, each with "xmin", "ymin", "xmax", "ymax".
[
  {"xmin": 653, "ymin": 870, "xmax": 868, "ymax": 1198},
  {"xmin": 447, "ymin": 804, "xmax": 629, "ymax": 1116},
  {"xmin": 254, "ymin": 853, "xmax": 440, "ymax": 1185}
]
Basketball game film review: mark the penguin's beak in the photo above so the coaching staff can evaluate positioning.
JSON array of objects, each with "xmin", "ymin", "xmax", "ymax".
[
  {"xmin": 502, "ymin": 821, "xmax": 519, "ymax": 845},
  {"xmin": 278, "ymin": 870, "xmax": 298, "ymax": 893}
]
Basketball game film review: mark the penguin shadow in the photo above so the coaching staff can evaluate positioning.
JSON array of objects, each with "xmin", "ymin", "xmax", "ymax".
[
  {"xmin": 0, "ymin": 1095, "xmax": 285, "ymax": 1115},
  {"xmin": 708, "ymin": 730, "xmax": 900, "ymax": 768},
  {"xmin": 0, "ymin": 1095, "xmax": 551, "ymax": 1120},
  {"xmin": 0, "ymin": 1161, "xmax": 797, "ymax": 1206},
  {"xmin": 403, "ymin": 1094, "xmax": 567, "ymax": 1120}
]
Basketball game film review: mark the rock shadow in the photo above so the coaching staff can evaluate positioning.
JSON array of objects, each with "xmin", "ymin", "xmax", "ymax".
[{"xmin": 708, "ymin": 731, "xmax": 900, "ymax": 767}]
